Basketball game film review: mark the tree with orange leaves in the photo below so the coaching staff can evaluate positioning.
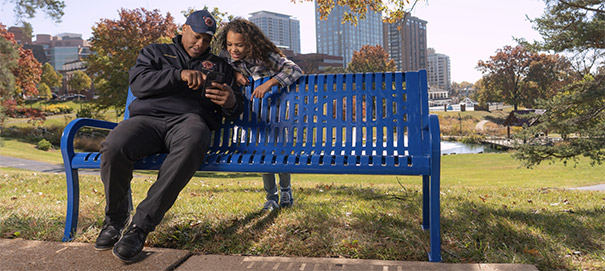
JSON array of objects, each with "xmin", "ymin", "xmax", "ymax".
[
  {"xmin": 0, "ymin": 23, "xmax": 41, "ymax": 100},
  {"xmin": 347, "ymin": 45, "xmax": 396, "ymax": 73},
  {"xmin": 86, "ymin": 8, "xmax": 178, "ymax": 114}
]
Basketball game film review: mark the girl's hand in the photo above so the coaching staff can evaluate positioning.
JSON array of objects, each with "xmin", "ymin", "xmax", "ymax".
[
  {"xmin": 235, "ymin": 72, "xmax": 249, "ymax": 86},
  {"xmin": 251, "ymin": 78, "xmax": 279, "ymax": 99}
]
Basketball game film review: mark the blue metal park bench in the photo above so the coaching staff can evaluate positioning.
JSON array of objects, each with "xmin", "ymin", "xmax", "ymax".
[{"xmin": 60, "ymin": 70, "xmax": 442, "ymax": 262}]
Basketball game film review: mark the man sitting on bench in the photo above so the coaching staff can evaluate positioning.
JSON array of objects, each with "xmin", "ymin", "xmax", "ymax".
[{"xmin": 94, "ymin": 10, "xmax": 245, "ymax": 263}]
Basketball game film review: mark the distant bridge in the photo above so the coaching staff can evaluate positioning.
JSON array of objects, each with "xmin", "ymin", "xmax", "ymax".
[{"xmin": 481, "ymin": 137, "xmax": 517, "ymax": 150}]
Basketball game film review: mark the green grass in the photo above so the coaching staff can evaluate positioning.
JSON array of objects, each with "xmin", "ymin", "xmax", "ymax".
[
  {"xmin": 0, "ymin": 139, "xmax": 63, "ymax": 165},
  {"xmin": 0, "ymin": 151, "xmax": 604, "ymax": 270},
  {"xmin": 0, "ymin": 169, "xmax": 603, "ymax": 270},
  {"xmin": 2, "ymin": 139, "xmax": 603, "ymax": 188}
]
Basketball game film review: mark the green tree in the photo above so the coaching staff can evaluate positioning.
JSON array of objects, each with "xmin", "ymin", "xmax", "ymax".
[
  {"xmin": 0, "ymin": 27, "xmax": 19, "ymax": 101},
  {"xmin": 513, "ymin": 0, "xmax": 604, "ymax": 167},
  {"xmin": 0, "ymin": 24, "xmax": 41, "ymax": 98},
  {"xmin": 68, "ymin": 70, "xmax": 91, "ymax": 98},
  {"xmin": 37, "ymin": 82, "xmax": 52, "ymax": 100},
  {"xmin": 87, "ymin": 8, "xmax": 177, "ymax": 115},
  {"xmin": 21, "ymin": 22, "xmax": 33, "ymax": 40},
  {"xmin": 473, "ymin": 77, "xmax": 508, "ymax": 109},
  {"xmin": 6, "ymin": 0, "xmax": 65, "ymax": 23},
  {"xmin": 0, "ymin": 26, "xmax": 20, "ymax": 127},
  {"xmin": 40, "ymin": 62, "xmax": 62, "ymax": 90},
  {"xmin": 347, "ymin": 45, "xmax": 396, "ymax": 73}
]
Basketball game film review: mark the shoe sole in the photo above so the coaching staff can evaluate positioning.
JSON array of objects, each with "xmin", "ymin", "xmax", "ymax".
[
  {"xmin": 112, "ymin": 246, "xmax": 143, "ymax": 263},
  {"xmin": 94, "ymin": 245, "xmax": 113, "ymax": 251}
]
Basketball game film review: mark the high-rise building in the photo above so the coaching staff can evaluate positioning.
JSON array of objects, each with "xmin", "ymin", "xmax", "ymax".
[
  {"xmin": 249, "ymin": 10, "xmax": 301, "ymax": 54},
  {"xmin": 315, "ymin": 3, "xmax": 383, "ymax": 68},
  {"xmin": 382, "ymin": 15, "xmax": 427, "ymax": 72},
  {"xmin": 427, "ymin": 48, "xmax": 451, "ymax": 91}
]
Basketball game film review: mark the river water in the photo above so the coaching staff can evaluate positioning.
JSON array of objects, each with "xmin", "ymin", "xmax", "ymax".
[{"xmin": 441, "ymin": 141, "xmax": 500, "ymax": 155}]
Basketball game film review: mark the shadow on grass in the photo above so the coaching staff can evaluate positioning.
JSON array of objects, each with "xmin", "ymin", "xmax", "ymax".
[
  {"xmin": 443, "ymin": 199, "xmax": 605, "ymax": 270},
  {"xmin": 147, "ymin": 185, "xmax": 430, "ymax": 260},
  {"xmin": 155, "ymin": 209, "xmax": 280, "ymax": 254}
]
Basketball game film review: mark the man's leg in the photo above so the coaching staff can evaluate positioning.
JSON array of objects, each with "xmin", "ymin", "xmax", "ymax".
[
  {"xmin": 97, "ymin": 116, "xmax": 165, "ymax": 250},
  {"xmin": 130, "ymin": 113, "xmax": 211, "ymax": 233}
]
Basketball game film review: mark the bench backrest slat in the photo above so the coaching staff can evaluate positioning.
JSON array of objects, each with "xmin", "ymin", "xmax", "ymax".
[{"xmin": 123, "ymin": 71, "xmax": 429, "ymax": 166}]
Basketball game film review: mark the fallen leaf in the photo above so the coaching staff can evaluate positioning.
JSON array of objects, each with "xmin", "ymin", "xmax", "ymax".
[{"xmin": 524, "ymin": 248, "xmax": 539, "ymax": 255}]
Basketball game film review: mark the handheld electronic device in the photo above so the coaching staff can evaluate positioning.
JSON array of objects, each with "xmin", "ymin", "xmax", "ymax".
[{"xmin": 202, "ymin": 71, "xmax": 225, "ymax": 94}]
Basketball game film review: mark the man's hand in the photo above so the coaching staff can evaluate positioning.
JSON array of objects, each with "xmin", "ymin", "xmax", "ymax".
[
  {"xmin": 235, "ymin": 72, "xmax": 249, "ymax": 86},
  {"xmin": 181, "ymin": 70, "xmax": 206, "ymax": 90},
  {"xmin": 205, "ymin": 82, "xmax": 236, "ymax": 108}
]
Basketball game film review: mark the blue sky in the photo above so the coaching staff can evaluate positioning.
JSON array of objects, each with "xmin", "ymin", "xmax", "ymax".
[{"xmin": 0, "ymin": 0, "xmax": 546, "ymax": 83}]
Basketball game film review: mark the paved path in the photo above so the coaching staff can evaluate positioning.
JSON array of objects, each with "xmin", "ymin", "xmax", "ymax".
[
  {"xmin": 475, "ymin": 119, "xmax": 489, "ymax": 131},
  {"xmin": 0, "ymin": 239, "xmax": 539, "ymax": 271},
  {"xmin": 0, "ymin": 155, "xmax": 99, "ymax": 175}
]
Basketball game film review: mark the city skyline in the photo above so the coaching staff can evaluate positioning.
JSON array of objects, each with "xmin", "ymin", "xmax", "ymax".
[{"xmin": 0, "ymin": 0, "xmax": 546, "ymax": 83}]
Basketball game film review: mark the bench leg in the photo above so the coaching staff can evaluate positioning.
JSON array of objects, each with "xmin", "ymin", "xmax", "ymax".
[
  {"xmin": 422, "ymin": 175, "xmax": 430, "ymax": 230},
  {"xmin": 428, "ymin": 165, "xmax": 442, "ymax": 262},
  {"xmin": 62, "ymin": 168, "xmax": 79, "ymax": 241}
]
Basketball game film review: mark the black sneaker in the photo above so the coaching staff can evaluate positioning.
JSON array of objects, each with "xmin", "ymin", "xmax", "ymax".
[
  {"xmin": 94, "ymin": 223, "xmax": 124, "ymax": 251},
  {"xmin": 112, "ymin": 225, "xmax": 148, "ymax": 263}
]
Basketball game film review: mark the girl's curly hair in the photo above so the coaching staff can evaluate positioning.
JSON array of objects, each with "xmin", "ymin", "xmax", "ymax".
[{"xmin": 215, "ymin": 18, "xmax": 285, "ymax": 71}]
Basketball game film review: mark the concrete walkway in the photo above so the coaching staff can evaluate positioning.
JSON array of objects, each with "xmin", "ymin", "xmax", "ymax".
[{"xmin": 0, "ymin": 239, "xmax": 539, "ymax": 271}]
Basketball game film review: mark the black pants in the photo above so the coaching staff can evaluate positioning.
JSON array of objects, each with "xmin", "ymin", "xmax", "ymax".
[{"xmin": 100, "ymin": 113, "xmax": 211, "ymax": 233}]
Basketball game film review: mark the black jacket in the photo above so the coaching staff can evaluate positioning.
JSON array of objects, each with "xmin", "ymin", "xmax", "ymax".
[{"xmin": 128, "ymin": 35, "xmax": 244, "ymax": 130}]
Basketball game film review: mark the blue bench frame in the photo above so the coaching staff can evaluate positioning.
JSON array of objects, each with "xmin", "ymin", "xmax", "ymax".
[{"xmin": 60, "ymin": 70, "xmax": 441, "ymax": 262}]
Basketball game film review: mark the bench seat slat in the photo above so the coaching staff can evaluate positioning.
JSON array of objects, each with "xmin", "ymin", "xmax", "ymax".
[{"xmin": 71, "ymin": 152, "xmax": 429, "ymax": 175}]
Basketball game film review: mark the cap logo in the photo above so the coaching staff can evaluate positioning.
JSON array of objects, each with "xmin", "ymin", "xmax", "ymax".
[{"xmin": 204, "ymin": 17, "xmax": 214, "ymax": 27}]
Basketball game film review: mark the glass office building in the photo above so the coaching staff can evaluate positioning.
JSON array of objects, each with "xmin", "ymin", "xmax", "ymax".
[
  {"xmin": 315, "ymin": 3, "xmax": 383, "ymax": 68},
  {"xmin": 250, "ymin": 10, "xmax": 301, "ymax": 54},
  {"xmin": 50, "ymin": 46, "xmax": 90, "ymax": 72}
]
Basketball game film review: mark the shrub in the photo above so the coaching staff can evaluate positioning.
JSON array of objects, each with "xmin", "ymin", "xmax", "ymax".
[
  {"xmin": 74, "ymin": 136, "xmax": 104, "ymax": 152},
  {"xmin": 2, "ymin": 124, "xmax": 64, "ymax": 146},
  {"xmin": 45, "ymin": 104, "xmax": 73, "ymax": 114},
  {"xmin": 37, "ymin": 139, "xmax": 53, "ymax": 151},
  {"xmin": 76, "ymin": 105, "xmax": 103, "ymax": 119}
]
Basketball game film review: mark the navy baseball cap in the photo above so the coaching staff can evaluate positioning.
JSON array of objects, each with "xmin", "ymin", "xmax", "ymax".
[{"xmin": 185, "ymin": 10, "xmax": 217, "ymax": 35}]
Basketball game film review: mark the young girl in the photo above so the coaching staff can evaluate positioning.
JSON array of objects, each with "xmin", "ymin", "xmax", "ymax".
[{"xmin": 216, "ymin": 18, "xmax": 303, "ymax": 211}]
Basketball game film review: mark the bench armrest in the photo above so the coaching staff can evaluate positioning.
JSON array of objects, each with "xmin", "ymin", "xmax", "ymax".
[{"xmin": 60, "ymin": 118, "xmax": 118, "ymax": 166}]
